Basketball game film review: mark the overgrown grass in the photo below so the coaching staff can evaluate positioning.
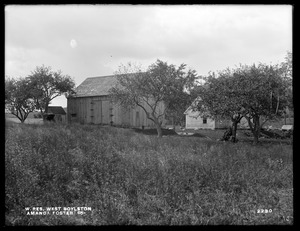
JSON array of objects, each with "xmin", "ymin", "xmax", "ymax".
[{"xmin": 5, "ymin": 122, "xmax": 293, "ymax": 225}]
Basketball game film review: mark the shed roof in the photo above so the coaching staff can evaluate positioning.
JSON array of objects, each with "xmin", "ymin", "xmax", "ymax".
[
  {"xmin": 48, "ymin": 106, "xmax": 66, "ymax": 115},
  {"xmin": 184, "ymin": 97, "xmax": 202, "ymax": 115},
  {"xmin": 75, "ymin": 75, "xmax": 118, "ymax": 97}
]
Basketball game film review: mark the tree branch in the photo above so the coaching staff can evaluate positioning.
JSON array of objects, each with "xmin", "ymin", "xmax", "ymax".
[
  {"xmin": 11, "ymin": 109, "xmax": 23, "ymax": 122},
  {"xmin": 260, "ymin": 117, "xmax": 269, "ymax": 129},
  {"xmin": 157, "ymin": 103, "xmax": 168, "ymax": 119},
  {"xmin": 140, "ymin": 97, "xmax": 155, "ymax": 112},
  {"xmin": 245, "ymin": 115, "xmax": 254, "ymax": 133},
  {"xmin": 135, "ymin": 101, "xmax": 155, "ymax": 123},
  {"xmin": 275, "ymin": 95, "xmax": 280, "ymax": 115},
  {"xmin": 50, "ymin": 93, "xmax": 61, "ymax": 101}
]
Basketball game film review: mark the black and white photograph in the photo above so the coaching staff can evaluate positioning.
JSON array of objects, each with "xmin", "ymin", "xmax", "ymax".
[{"xmin": 5, "ymin": 4, "xmax": 293, "ymax": 225}]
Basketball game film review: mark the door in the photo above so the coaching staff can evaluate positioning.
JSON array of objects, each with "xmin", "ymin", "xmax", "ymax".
[
  {"xmin": 135, "ymin": 111, "xmax": 140, "ymax": 127},
  {"xmin": 121, "ymin": 107, "xmax": 130, "ymax": 126},
  {"xmin": 92, "ymin": 100, "xmax": 102, "ymax": 124},
  {"xmin": 102, "ymin": 100, "xmax": 110, "ymax": 125}
]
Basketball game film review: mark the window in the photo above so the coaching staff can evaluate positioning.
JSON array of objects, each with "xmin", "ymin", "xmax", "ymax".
[{"xmin": 203, "ymin": 117, "xmax": 207, "ymax": 124}]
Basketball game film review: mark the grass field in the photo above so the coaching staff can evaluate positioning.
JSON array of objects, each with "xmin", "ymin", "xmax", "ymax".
[
  {"xmin": 5, "ymin": 122, "xmax": 293, "ymax": 225},
  {"xmin": 5, "ymin": 113, "xmax": 43, "ymax": 125}
]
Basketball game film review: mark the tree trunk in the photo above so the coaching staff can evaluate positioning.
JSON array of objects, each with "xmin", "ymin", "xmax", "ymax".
[
  {"xmin": 275, "ymin": 95, "xmax": 280, "ymax": 115},
  {"xmin": 43, "ymin": 103, "xmax": 49, "ymax": 121},
  {"xmin": 230, "ymin": 114, "xmax": 242, "ymax": 143},
  {"xmin": 155, "ymin": 123, "xmax": 163, "ymax": 138},
  {"xmin": 252, "ymin": 116, "xmax": 260, "ymax": 145},
  {"xmin": 231, "ymin": 121, "xmax": 237, "ymax": 143},
  {"xmin": 153, "ymin": 117, "xmax": 163, "ymax": 138},
  {"xmin": 151, "ymin": 113, "xmax": 163, "ymax": 138},
  {"xmin": 45, "ymin": 103, "xmax": 49, "ymax": 114},
  {"xmin": 19, "ymin": 110, "xmax": 25, "ymax": 123},
  {"xmin": 284, "ymin": 112, "xmax": 287, "ymax": 125},
  {"xmin": 245, "ymin": 115, "xmax": 260, "ymax": 145},
  {"xmin": 253, "ymin": 133, "xmax": 259, "ymax": 144}
]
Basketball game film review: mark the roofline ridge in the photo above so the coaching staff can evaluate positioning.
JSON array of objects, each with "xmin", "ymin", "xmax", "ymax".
[
  {"xmin": 85, "ymin": 74, "xmax": 116, "ymax": 79},
  {"xmin": 85, "ymin": 72, "xmax": 145, "ymax": 80}
]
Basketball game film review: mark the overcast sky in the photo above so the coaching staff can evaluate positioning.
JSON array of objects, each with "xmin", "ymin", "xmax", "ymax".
[{"xmin": 5, "ymin": 4, "xmax": 292, "ymax": 107}]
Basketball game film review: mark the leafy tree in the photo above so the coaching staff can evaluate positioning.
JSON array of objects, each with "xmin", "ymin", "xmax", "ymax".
[
  {"xmin": 160, "ymin": 64, "xmax": 197, "ymax": 128},
  {"xmin": 195, "ymin": 71, "xmax": 244, "ymax": 143},
  {"xmin": 197, "ymin": 63, "xmax": 290, "ymax": 144},
  {"xmin": 109, "ymin": 60, "xmax": 197, "ymax": 137},
  {"xmin": 232, "ymin": 63, "xmax": 290, "ymax": 144},
  {"xmin": 279, "ymin": 51, "xmax": 293, "ymax": 115},
  {"xmin": 165, "ymin": 91, "xmax": 194, "ymax": 128},
  {"xmin": 280, "ymin": 51, "xmax": 292, "ymax": 79},
  {"xmin": 28, "ymin": 65, "xmax": 75, "ymax": 119},
  {"xmin": 5, "ymin": 77, "xmax": 36, "ymax": 123}
]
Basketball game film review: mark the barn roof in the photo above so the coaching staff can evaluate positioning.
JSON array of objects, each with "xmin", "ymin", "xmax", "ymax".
[
  {"xmin": 75, "ymin": 75, "xmax": 118, "ymax": 97},
  {"xmin": 74, "ymin": 73, "xmax": 143, "ymax": 97},
  {"xmin": 48, "ymin": 106, "xmax": 66, "ymax": 115}
]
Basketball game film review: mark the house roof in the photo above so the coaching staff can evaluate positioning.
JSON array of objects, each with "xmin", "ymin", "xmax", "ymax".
[
  {"xmin": 75, "ymin": 75, "xmax": 118, "ymax": 97},
  {"xmin": 48, "ymin": 106, "xmax": 66, "ymax": 115},
  {"xmin": 184, "ymin": 97, "xmax": 202, "ymax": 115}
]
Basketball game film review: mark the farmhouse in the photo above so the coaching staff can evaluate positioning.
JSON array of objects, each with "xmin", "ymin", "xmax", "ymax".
[
  {"xmin": 184, "ymin": 98, "xmax": 248, "ymax": 130},
  {"xmin": 47, "ymin": 106, "xmax": 67, "ymax": 123},
  {"xmin": 67, "ymin": 75, "xmax": 166, "ymax": 128}
]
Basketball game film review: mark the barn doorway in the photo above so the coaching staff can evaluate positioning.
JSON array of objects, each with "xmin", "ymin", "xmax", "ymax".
[{"xmin": 136, "ymin": 111, "xmax": 140, "ymax": 127}]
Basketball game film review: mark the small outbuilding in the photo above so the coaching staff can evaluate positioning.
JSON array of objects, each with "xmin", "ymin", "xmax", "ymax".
[
  {"xmin": 184, "ymin": 97, "xmax": 248, "ymax": 130},
  {"xmin": 47, "ymin": 106, "xmax": 67, "ymax": 123},
  {"xmin": 184, "ymin": 107, "xmax": 232, "ymax": 130}
]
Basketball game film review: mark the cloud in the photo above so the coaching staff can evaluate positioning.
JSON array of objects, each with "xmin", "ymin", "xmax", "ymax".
[{"xmin": 5, "ymin": 5, "xmax": 292, "ymax": 81}]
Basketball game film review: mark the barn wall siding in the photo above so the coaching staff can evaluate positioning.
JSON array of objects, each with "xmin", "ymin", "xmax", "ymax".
[{"xmin": 67, "ymin": 96, "xmax": 165, "ymax": 128}]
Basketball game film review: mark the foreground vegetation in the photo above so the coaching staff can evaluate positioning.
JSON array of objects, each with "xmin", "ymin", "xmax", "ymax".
[{"xmin": 5, "ymin": 123, "xmax": 293, "ymax": 225}]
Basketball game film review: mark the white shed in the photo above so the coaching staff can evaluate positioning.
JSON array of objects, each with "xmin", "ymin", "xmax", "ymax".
[{"xmin": 184, "ymin": 97, "xmax": 248, "ymax": 130}]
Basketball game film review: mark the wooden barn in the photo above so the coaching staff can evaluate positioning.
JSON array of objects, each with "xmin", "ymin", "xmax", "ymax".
[
  {"xmin": 67, "ymin": 75, "xmax": 166, "ymax": 128},
  {"xmin": 47, "ymin": 106, "xmax": 67, "ymax": 123},
  {"xmin": 184, "ymin": 98, "xmax": 248, "ymax": 130}
]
